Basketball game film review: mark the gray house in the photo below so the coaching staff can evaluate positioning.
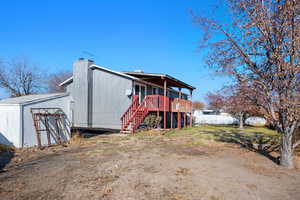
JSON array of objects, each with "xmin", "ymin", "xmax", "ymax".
[
  {"xmin": 0, "ymin": 58, "xmax": 196, "ymax": 148},
  {"xmin": 60, "ymin": 58, "xmax": 196, "ymax": 132}
]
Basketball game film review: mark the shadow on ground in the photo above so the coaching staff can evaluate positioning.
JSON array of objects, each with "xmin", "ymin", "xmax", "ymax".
[
  {"xmin": 72, "ymin": 128, "xmax": 118, "ymax": 138},
  {"xmin": 199, "ymin": 126, "xmax": 280, "ymax": 164}
]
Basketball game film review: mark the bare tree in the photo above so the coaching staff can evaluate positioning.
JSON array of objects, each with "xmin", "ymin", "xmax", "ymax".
[
  {"xmin": 0, "ymin": 57, "xmax": 45, "ymax": 97},
  {"xmin": 192, "ymin": 101, "xmax": 205, "ymax": 111},
  {"xmin": 225, "ymin": 84, "xmax": 261, "ymax": 129},
  {"xmin": 47, "ymin": 71, "xmax": 72, "ymax": 93},
  {"xmin": 206, "ymin": 92, "xmax": 226, "ymax": 111},
  {"xmin": 206, "ymin": 84, "xmax": 260, "ymax": 129},
  {"xmin": 194, "ymin": 0, "xmax": 300, "ymax": 168}
]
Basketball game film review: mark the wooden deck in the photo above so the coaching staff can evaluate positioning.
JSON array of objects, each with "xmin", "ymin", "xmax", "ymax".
[
  {"xmin": 142, "ymin": 95, "xmax": 192, "ymax": 112},
  {"xmin": 121, "ymin": 95, "xmax": 192, "ymax": 133}
]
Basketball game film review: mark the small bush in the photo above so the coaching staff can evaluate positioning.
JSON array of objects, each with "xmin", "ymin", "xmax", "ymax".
[{"xmin": 143, "ymin": 113, "xmax": 162, "ymax": 129}]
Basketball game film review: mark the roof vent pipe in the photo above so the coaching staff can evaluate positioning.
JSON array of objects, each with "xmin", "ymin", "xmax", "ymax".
[
  {"xmin": 133, "ymin": 70, "xmax": 144, "ymax": 73},
  {"xmin": 78, "ymin": 57, "xmax": 94, "ymax": 63}
]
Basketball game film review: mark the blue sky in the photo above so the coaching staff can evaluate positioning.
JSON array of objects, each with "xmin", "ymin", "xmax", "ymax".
[{"xmin": 0, "ymin": 0, "xmax": 231, "ymax": 102}]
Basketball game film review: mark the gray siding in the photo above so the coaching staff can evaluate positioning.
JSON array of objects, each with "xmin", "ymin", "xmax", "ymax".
[
  {"xmin": 72, "ymin": 60, "xmax": 93, "ymax": 128},
  {"xmin": 66, "ymin": 82, "xmax": 73, "ymax": 94},
  {"xmin": 22, "ymin": 95, "xmax": 71, "ymax": 147},
  {"xmin": 92, "ymin": 69, "xmax": 133, "ymax": 130},
  {"xmin": 0, "ymin": 105, "xmax": 21, "ymax": 147}
]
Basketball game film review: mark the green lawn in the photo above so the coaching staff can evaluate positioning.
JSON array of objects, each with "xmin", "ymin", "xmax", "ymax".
[
  {"xmin": 167, "ymin": 125, "xmax": 278, "ymax": 146},
  {"xmin": 137, "ymin": 125, "xmax": 279, "ymax": 149},
  {"xmin": 168, "ymin": 124, "xmax": 275, "ymax": 136}
]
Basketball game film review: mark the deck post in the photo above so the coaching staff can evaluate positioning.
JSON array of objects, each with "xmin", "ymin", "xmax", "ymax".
[
  {"xmin": 184, "ymin": 112, "xmax": 186, "ymax": 128},
  {"xmin": 177, "ymin": 112, "xmax": 181, "ymax": 129},
  {"xmin": 179, "ymin": 88, "xmax": 182, "ymax": 98},
  {"xmin": 170, "ymin": 112, "xmax": 173, "ymax": 129},
  {"xmin": 189, "ymin": 89, "xmax": 193, "ymax": 127},
  {"xmin": 157, "ymin": 110, "xmax": 159, "ymax": 128},
  {"xmin": 163, "ymin": 79, "xmax": 167, "ymax": 129},
  {"xmin": 177, "ymin": 88, "xmax": 182, "ymax": 129}
]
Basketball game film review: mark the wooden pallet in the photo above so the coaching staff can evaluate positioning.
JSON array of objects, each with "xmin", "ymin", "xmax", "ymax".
[{"xmin": 31, "ymin": 108, "xmax": 68, "ymax": 149}]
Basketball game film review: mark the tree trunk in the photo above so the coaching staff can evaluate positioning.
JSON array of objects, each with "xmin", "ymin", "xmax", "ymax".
[
  {"xmin": 280, "ymin": 130, "xmax": 294, "ymax": 168},
  {"xmin": 239, "ymin": 113, "xmax": 244, "ymax": 129}
]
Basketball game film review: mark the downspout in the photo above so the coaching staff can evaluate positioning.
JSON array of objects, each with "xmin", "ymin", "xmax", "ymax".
[
  {"xmin": 190, "ymin": 90, "xmax": 193, "ymax": 127},
  {"xmin": 163, "ymin": 78, "xmax": 167, "ymax": 129},
  {"xmin": 88, "ymin": 67, "xmax": 93, "ymax": 128},
  {"xmin": 20, "ymin": 105, "xmax": 24, "ymax": 148},
  {"xmin": 132, "ymin": 80, "xmax": 135, "ymax": 102}
]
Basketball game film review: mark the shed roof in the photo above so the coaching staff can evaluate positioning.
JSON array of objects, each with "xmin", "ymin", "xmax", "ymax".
[{"xmin": 0, "ymin": 93, "xmax": 69, "ymax": 105}]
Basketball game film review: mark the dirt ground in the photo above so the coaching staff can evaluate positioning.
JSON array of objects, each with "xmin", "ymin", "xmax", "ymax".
[{"xmin": 1, "ymin": 130, "xmax": 300, "ymax": 200}]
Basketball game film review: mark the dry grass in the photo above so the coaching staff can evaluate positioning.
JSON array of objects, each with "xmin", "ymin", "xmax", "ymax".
[
  {"xmin": 69, "ymin": 130, "xmax": 84, "ymax": 145},
  {"xmin": 164, "ymin": 125, "xmax": 277, "ymax": 137},
  {"xmin": 175, "ymin": 167, "xmax": 192, "ymax": 175},
  {"xmin": 209, "ymin": 196, "xmax": 225, "ymax": 200},
  {"xmin": 1, "ymin": 125, "xmax": 299, "ymax": 200},
  {"xmin": 160, "ymin": 125, "xmax": 278, "ymax": 147},
  {"xmin": 0, "ymin": 144, "xmax": 14, "ymax": 153}
]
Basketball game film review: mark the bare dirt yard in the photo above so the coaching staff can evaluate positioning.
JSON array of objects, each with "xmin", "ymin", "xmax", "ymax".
[{"xmin": 1, "ymin": 125, "xmax": 300, "ymax": 200}]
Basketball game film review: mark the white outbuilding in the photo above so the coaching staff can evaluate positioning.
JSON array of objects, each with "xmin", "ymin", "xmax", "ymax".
[
  {"xmin": 193, "ymin": 110, "xmax": 239, "ymax": 125},
  {"xmin": 0, "ymin": 93, "xmax": 72, "ymax": 148}
]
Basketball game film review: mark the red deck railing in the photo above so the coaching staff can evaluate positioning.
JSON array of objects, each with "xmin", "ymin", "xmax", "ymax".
[
  {"xmin": 121, "ymin": 94, "xmax": 192, "ymax": 132},
  {"xmin": 145, "ymin": 95, "xmax": 192, "ymax": 112},
  {"xmin": 121, "ymin": 95, "xmax": 139, "ymax": 130},
  {"xmin": 171, "ymin": 98, "xmax": 193, "ymax": 113},
  {"xmin": 144, "ymin": 95, "xmax": 171, "ymax": 112}
]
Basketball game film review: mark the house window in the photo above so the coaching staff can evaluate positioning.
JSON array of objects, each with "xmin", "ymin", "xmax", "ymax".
[
  {"xmin": 134, "ymin": 83, "xmax": 146, "ymax": 103},
  {"xmin": 152, "ymin": 87, "xmax": 158, "ymax": 95},
  {"xmin": 135, "ymin": 85, "xmax": 140, "ymax": 95}
]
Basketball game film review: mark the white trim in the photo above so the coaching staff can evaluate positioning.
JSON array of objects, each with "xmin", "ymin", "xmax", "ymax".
[
  {"xmin": 90, "ymin": 64, "xmax": 138, "ymax": 80},
  {"xmin": 123, "ymin": 72, "xmax": 196, "ymax": 90},
  {"xmin": 19, "ymin": 105, "xmax": 23, "ymax": 148},
  {"xmin": 59, "ymin": 77, "xmax": 73, "ymax": 86},
  {"xmin": 0, "ymin": 93, "xmax": 70, "ymax": 106},
  {"xmin": 125, "ymin": 72, "xmax": 165, "ymax": 77},
  {"xmin": 59, "ymin": 64, "xmax": 138, "ymax": 87}
]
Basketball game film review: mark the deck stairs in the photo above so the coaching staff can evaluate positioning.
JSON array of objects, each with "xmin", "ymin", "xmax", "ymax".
[{"xmin": 120, "ymin": 96, "xmax": 150, "ymax": 133}]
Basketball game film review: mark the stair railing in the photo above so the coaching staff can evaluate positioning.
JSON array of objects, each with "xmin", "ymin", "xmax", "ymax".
[
  {"xmin": 130, "ymin": 96, "xmax": 151, "ymax": 132},
  {"xmin": 120, "ymin": 95, "xmax": 139, "ymax": 131}
]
